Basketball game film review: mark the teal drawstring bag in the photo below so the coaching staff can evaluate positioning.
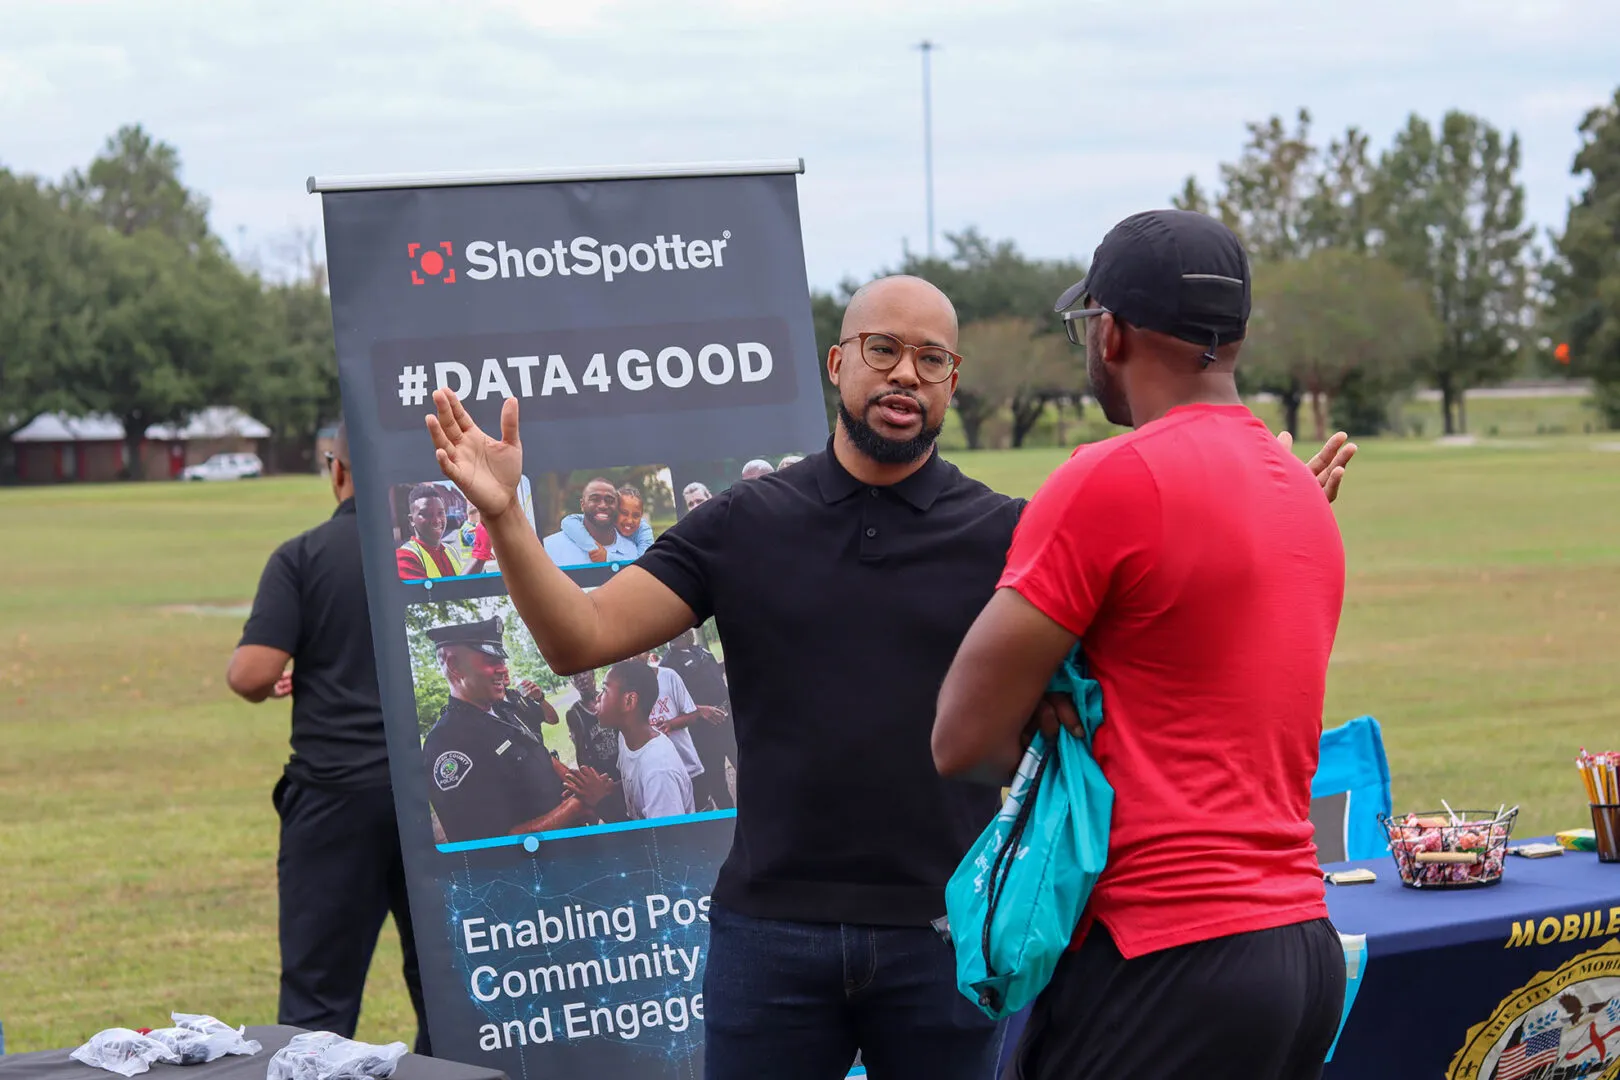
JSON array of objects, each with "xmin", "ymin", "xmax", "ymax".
[{"xmin": 939, "ymin": 645, "xmax": 1114, "ymax": 1020}]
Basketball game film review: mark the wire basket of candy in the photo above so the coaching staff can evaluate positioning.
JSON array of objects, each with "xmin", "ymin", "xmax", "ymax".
[{"xmin": 1378, "ymin": 806, "xmax": 1518, "ymax": 889}]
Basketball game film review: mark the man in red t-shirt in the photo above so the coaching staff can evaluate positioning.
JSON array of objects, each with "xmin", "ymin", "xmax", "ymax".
[{"xmin": 933, "ymin": 209, "xmax": 1349, "ymax": 1080}]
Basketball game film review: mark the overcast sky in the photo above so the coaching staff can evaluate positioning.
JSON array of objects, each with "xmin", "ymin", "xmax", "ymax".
[{"xmin": 2, "ymin": 0, "xmax": 1616, "ymax": 290}]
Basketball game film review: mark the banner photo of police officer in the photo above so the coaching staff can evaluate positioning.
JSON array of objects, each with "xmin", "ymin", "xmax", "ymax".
[
  {"xmin": 405, "ymin": 594, "xmax": 734, "ymax": 846},
  {"xmin": 313, "ymin": 161, "xmax": 831, "ymax": 1077}
]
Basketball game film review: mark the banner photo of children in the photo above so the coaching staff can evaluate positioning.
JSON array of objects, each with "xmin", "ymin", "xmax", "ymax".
[
  {"xmin": 389, "ymin": 476, "xmax": 537, "ymax": 585},
  {"xmin": 671, "ymin": 451, "xmax": 810, "ymax": 518},
  {"xmin": 532, "ymin": 465, "xmax": 675, "ymax": 572},
  {"xmin": 406, "ymin": 594, "xmax": 735, "ymax": 849}
]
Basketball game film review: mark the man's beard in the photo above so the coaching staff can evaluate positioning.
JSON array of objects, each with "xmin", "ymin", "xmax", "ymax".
[
  {"xmin": 838, "ymin": 397, "xmax": 944, "ymax": 466},
  {"xmin": 1086, "ymin": 330, "xmax": 1133, "ymax": 428}
]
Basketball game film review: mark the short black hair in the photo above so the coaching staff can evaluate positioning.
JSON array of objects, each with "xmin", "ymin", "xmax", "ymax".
[
  {"xmin": 617, "ymin": 485, "xmax": 643, "ymax": 502},
  {"xmin": 606, "ymin": 661, "xmax": 658, "ymax": 720},
  {"xmin": 409, "ymin": 483, "xmax": 447, "ymax": 507}
]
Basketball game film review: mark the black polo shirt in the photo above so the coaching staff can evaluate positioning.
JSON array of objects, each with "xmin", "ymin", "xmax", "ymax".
[
  {"xmin": 239, "ymin": 498, "xmax": 391, "ymax": 790},
  {"xmin": 422, "ymin": 694, "xmax": 567, "ymax": 843},
  {"xmin": 661, "ymin": 645, "xmax": 729, "ymax": 710},
  {"xmin": 638, "ymin": 441, "xmax": 1026, "ymax": 926}
]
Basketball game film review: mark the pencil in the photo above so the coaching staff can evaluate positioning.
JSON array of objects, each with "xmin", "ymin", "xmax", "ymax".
[{"xmin": 1579, "ymin": 760, "xmax": 1600, "ymax": 804}]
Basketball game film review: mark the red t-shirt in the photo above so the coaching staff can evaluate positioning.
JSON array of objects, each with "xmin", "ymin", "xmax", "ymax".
[{"xmin": 999, "ymin": 404, "xmax": 1345, "ymax": 959}]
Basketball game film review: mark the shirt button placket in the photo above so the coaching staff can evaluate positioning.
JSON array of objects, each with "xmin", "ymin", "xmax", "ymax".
[{"xmin": 860, "ymin": 492, "xmax": 881, "ymax": 559}]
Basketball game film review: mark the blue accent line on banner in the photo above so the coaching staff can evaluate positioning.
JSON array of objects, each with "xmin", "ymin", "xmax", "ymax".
[
  {"xmin": 436, "ymin": 809, "xmax": 738, "ymax": 852},
  {"xmin": 553, "ymin": 560, "xmax": 633, "ymax": 574},
  {"xmin": 405, "ymin": 570, "xmax": 505, "ymax": 589}
]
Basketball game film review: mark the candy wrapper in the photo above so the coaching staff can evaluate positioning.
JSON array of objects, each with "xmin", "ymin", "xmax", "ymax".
[
  {"xmin": 70, "ymin": 1029, "xmax": 180, "ymax": 1077},
  {"xmin": 1379, "ymin": 807, "xmax": 1517, "ymax": 889},
  {"xmin": 266, "ymin": 1032, "xmax": 408, "ymax": 1080},
  {"xmin": 143, "ymin": 1029, "xmax": 215, "ymax": 1066},
  {"xmin": 168, "ymin": 1013, "xmax": 262, "ymax": 1060}
]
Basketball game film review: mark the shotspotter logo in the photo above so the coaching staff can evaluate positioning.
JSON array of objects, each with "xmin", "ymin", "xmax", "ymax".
[{"xmin": 407, "ymin": 231, "xmax": 733, "ymax": 286}]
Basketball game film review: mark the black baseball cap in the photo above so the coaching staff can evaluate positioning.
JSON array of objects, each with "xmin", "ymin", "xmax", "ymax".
[{"xmin": 1054, "ymin": 209, "xmax": 1251, "ymax": 352}]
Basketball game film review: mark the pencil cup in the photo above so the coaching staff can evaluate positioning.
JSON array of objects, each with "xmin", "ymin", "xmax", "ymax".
[{"xmin": 1592, "ymin": 804, "xmax": 1620, "ymax": 863}]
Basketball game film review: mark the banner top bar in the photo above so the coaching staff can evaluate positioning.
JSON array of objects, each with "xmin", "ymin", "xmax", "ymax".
[{"xmin": 306, "ymin": 159, "xmax": 805, "ymax": 194}]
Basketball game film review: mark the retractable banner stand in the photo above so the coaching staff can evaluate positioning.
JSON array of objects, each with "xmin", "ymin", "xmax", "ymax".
[{"xmin": 310, "ymin": 162, "xmax": 834, "ymax": 1078}]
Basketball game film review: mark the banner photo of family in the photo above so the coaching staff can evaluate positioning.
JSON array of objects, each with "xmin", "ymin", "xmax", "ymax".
[
  {"xmin": 390, "ymin": 476, "xmax": 538, "ymax": 586},
  {"xmin": 405, "ymin": 593, "xmax": 735, "ymax": 850},
  {"xmin": 531, "ymin": 465, "xmax": 674, "ymax": 572}
]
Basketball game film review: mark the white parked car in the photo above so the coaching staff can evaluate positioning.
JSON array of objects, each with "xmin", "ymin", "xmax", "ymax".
[{"xmin": 182, "ymin": 452, "xmax": 264, "ymax": 481}]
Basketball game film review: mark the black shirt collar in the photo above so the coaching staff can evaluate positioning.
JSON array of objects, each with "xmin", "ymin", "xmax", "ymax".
[
  {"xmin": 334, "ymin": 497, "xmax": 357, "ymax": 518},
  {"xmin": 814, "ymin": 435, "xmax": 950, "ymax": 512}
]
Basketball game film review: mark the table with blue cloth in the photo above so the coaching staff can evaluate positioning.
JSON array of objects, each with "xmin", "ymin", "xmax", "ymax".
[
  {"xmin": 994, "ymin": 846, "xmax": 1620, "ymax": 1078},
  {"xmin": 1322, "ymin": 844, "xmax": 1620, "ymax": 1079}
]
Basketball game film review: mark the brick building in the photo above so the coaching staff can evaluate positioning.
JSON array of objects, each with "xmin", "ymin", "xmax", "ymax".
[{"xmin": 11, "ymin": 407, "xmax": 271, "ymax": 483}]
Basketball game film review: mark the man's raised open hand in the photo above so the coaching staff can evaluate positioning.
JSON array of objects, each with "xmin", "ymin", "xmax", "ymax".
[
  {"xmin": 426, "ymin": 390, "xmax": 524, "ymax": 522},
  {"xmin": 1278, "ymin": 429, "xmax": 1358, "ymax": 504}
]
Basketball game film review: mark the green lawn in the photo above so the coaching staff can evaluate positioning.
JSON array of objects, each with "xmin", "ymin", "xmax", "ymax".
[
  {"xmin": 2, "ymin": 427, "xmax": 1618, "ymax": 1053},
  {"xmin": 938, "ymin": 390, "xmax": 1609, "ymax": 450}
]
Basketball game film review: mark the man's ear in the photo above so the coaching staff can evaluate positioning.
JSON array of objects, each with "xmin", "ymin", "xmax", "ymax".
[
  {"xmin": 827, "ymin": 344, "xmax": 843, "ymax": 387},
  {"xmin": 1099, "ymin": 313, "xmax": 1125, "ymax": 364}
]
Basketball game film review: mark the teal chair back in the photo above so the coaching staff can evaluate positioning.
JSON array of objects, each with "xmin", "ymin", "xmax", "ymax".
[{"xmin": 1310, "ymin": 715, "xmax": 1392, "ymax": 864}]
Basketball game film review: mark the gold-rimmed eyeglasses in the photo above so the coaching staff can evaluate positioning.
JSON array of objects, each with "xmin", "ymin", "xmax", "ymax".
[{"xmin": 838, "ymin": 332, "xmax": 961, "ymax": 384}]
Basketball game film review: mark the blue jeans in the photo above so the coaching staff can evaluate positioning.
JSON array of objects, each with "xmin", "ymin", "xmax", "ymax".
[{"xmin": 703, "ymin": 905, "xmax": 1005, "ymax": 1080}]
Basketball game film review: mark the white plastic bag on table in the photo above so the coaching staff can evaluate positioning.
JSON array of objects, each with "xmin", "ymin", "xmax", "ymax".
[
  {"xmin": 169, "ymin": 1013, "xmax": 263, "ymax": 1059},
  {"xmin": 146, "ymin": 1027, "xmax": 235, "ymax": 1066},
  {"xmin": 266, "ymin": 1032, "xmax": 408, "ymax": 1080},
  {"xmin": 70, "ymin": 1029, "xmax": 179, "ymax": 1077}
]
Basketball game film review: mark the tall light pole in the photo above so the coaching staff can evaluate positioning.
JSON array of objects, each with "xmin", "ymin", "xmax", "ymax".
[{"xmin": 916, "ymin": 39, "xmax": 938, "ymax": 259}]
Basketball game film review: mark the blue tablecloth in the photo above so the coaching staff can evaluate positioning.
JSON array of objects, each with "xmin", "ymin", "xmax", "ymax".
[
  {"xmin": 1322, "ymin": 842, "xmax": 1620, "ymax": 1078},
  {"xmin": 995, "ymin": 845, "xmax": 1620, "ymax": 1078}
]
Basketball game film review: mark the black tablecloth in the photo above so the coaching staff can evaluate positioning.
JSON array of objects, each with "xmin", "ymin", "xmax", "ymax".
[{"xmin": 0, "ymin": 1027, "xmax": 505, "ymax": 1080}]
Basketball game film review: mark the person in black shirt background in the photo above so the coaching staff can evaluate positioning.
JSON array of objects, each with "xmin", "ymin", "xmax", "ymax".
[
  {"xmin": 659, "ymin": 629, "xmax": 735, "ymax": 810},
  {"xmin": 562, "ymin": 669, "xmax": 630, "ymax": 823},
  {"xmin": 564, "ymin": 669, "xmax": 620, "ymax": 777},
  {"xmin": 226, "ymin": 422, "xmax": 430, "ymax": 1054},
  {"xmin": 423, "ymin": 275, "xmax": 1356, "ymax": 1080}
]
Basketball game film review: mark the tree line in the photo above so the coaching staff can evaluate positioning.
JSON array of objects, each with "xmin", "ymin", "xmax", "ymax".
[
  {"xmin": 4, "ymin": 92, "xmax": 1619, "ymax": 481},
  {"xmin": 813, "ymin": 89, "xmax": 1620, "ymax": 444},
  {"xmin": 0, "ymin": 126, "xmax": 335, "ymax": 479}
]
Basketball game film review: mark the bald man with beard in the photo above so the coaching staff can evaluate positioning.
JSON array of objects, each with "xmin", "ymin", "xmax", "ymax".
[{"xmin": 423, "ymin": 275, "xmax": 1356, "ymax": 1080}]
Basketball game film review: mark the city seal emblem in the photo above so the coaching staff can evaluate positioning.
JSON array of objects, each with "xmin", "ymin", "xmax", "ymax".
[{"xmin": 1448, "ymin": 937, "xmax": 1620, "ymax": 1079}]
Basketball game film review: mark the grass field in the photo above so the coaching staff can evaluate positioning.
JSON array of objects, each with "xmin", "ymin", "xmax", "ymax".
[
  {"xmin": 936, "ymin": 388, "xmax": 1609, "ymax": 450},
  {"xmin": 2, "ymin": 417, "xmax": 1618, "ymax": 1053}
]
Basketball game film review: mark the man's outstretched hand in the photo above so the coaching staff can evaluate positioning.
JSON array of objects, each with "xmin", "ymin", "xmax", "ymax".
[
  {"xmin": 1279, "ymin": 429, "xmax": 1358, "ymax": 504},
  {"xmin": 426, "ymin": 390, "xmax": 524, "ymax": 522}
]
